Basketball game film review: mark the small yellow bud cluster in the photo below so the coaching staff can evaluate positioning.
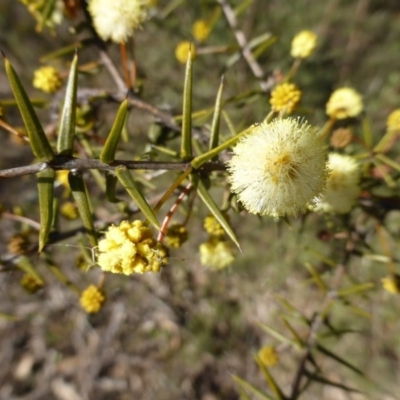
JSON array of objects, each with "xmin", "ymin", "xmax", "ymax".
[
  {"xmin": 200, "ymin": 215, "xmax": 234, "ymax": 270},
  {"xmin": 326, "ymin": 87, "xmax": 363, "ymax": 119},
  {"xmin": 387, "ymin": 109, "xmax": 400, "ymax": 131},
  {"xmin": 270, "ymin": 83, "xmax": 302, "ymax": 115},
  {"xmin": 97, "ymin": 220, "xmax": 168, "ymax": 275},
  {"xmin": 290, "ymin": 30, "xmax": 317, "ymax": 59},
  {"xmin": 381, "ymin": 274, "xmax": 400, "ymax": 294},
  {"xmin": 164, "ymin": 223, "xmax": 188, "ymax": 248},
  {"xmin": 192, "ymin": 19, "xmax": 211, "ymax": 42},
  {"xmin": 33, "ymin": 66, "xmax": 62, "ymax": 93},
  {"xmin": 20, "ymin": 274, "xmax": 44, "ymax": 294},
  {"xmin": 175, "ymin": 41, "xmax": 196, "ymax": 64},
  {"xmin": 80, "ymin": 285, "xmax": 106, "ymax": 313},
  {"xmin": 258, "ymin": 345, "xmax": 279, "ymax": 367}
]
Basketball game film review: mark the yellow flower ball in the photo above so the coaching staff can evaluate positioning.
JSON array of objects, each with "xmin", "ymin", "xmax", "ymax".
[
  {"xmin": 290, "ymin": 30, "xmax": 317, "ymax": 58},
  {"xmin": 33, "ymin": 66, "xmax": 62, "ymax": 93},
  {"xmin": 199, "ymin": 236, "xmax": 235, "ymax": 270},
  {"xmin": 227, "ymin": 118, "xmax": 328, "ymax": 217},
  {"xmin": 203, "ymin": 215, "xmax": 226, "ymax": 237},
  {"xmin": 270, "ymin": 83, "xmax": 302, "ymax": 114},
  {"xmin": 175, "ymin": 41, "xmax": 196, "ymax": 64},
  {"xmin": 258, "ymin": 346, "xmax": 279, "ymax": 367},
  {"xmin": 387, "ymin": 109, "xmax": 400, "ymax": 131},
  {"xmin": 326, "ymin": 87, "xmax": 363, "ymax": 119},
  {"xmin": 80, "ymin": 285, "xmax": 106, "ymax": 313},
  {"xmin": 381, "ymin": 274, "xmax": 400, "ymax": 294},
  {"xmin": 315, "ymin": 153, "xmax": 360, "ymax": 214},
  {"xmin": 88, "ymin": 0, "xmax": 150, "ymax": 43},
  {"xmin": 192, "ymin": 19, "xmax": 211, "ymax": 42}
]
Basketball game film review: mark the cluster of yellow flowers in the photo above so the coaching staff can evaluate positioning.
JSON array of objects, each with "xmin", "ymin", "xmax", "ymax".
[
  {"xmin": 97, "ymin": 220, "xmax": 168, "ymax": 275},
  {"xmin": 199, "ymin": 216, "xmax": 235, "ymax": 271}
]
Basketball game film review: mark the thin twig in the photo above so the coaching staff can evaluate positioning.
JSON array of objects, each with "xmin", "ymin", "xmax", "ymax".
[
  {"xmin": 217, "ymin": 0, "xmax": 274, "ymax": 93},
  {"xmin": 0, "ymin": 157, "xmax": 226, "ymax": 179}
]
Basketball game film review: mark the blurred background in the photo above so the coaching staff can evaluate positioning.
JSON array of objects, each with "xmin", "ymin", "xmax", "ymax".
[{"xmin": 1, "ymin": 0, "xmax": 400, "ymax": 399}]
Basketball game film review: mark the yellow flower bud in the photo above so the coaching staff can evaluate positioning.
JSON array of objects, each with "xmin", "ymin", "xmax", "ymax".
[
  {"xmin": 258, "ymin": 346, "xmax": 279, "ymax": 367},
  {"xmin": 270, "ymin": 83, "xmax": 302, "ymax": 115},
  {"xmin": 33, "ymin": 66, "xmax": 62, "ymax": 93},
  {"xmin": 290, "ymin": 30, "xmax": 317, "ymax": 58},
  {"xmin": 192, "ymin": 20, "xmax": 211, "ymax": 42},
  {"xmin": 382, "ymin": 275, "xmax": 400, "ymax": 294},
  {"xmin": 60, "ymin": 202, "xmax": 79, "ymax": 220},
  {"xmin": 387, "ymin": 109, "xmax": 400, "ymax": 131},
  {"xmin": 80, "ymin": 285, "xmax": 106, "ymax": 313},
  {"xmin": 326, "ymin": 87, "xmax": 363, "ymax": 119},
  {"xmin": 175, "ymin": 41, "xmax": 196, "ymax": 64}
]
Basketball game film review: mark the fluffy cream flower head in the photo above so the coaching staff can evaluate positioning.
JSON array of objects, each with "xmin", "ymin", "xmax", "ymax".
[
  {"xmin": 227, "ymin": 118, "xmax": 328, "ymax": 217},
  {"xmin": 326, "ymin": 87, "xmax": 363, "ymax": 119},
  {"xmin": 88, "ymin": 0, "xmax": 150, "ymax": 43},
  {"xmin": 315, "ymin": 153, "xmax": 360, "ymax": 214},
  {"xmin": 290, "ymin": 30, "xmax": 318, "ymax": 58}
]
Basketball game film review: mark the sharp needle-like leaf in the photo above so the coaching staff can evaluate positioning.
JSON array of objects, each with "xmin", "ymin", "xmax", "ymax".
[
  {"xmin": 115, "ymin": 166, "xmax": 160, "ymax": 230},
  {"xmin": 57, "ymin": 52, "xmax": 78, "ymax": 155},
  {"xmin": 100, "ymin": 99, "xmax": 128, "ymax": 163},
  {"xmin": 4, "ymin": 55, "xmax": 54, "ymax": 161},
  {"xmin": 37, "ymin": 168, "xmax": 55, "ymax": 252},
  {"xmin": 68, "ymin": 172, "xmax": 98, "ymax": 247}
]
